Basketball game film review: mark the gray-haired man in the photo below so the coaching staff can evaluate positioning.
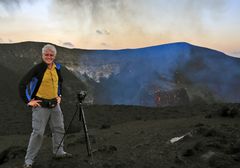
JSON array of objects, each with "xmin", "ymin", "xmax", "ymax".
[{"xmin": 19, "ymin": 44, "xmax": 72, "ymax": 168}]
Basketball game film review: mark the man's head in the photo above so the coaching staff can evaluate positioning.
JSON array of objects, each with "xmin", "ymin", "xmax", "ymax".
[{"xmin": 42, "ymin": 44, "xmax": 57, "ymax": 65}]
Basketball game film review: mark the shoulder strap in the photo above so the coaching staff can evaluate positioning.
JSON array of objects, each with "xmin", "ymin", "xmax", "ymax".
[{"xmin": 55, "ymin": 63, "xmax": 61, "ymax": 70}]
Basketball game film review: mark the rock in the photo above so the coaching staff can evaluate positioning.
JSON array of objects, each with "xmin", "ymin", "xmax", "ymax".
[
  {"xmin": 182, "ymin": 149, "xmax": 194, "ymax": 157},
  {"xmin": 102, "ymin": 162, "xmax": 112, "ymax": 168},
  {"xmin": 201, "ymin": 151, "xmax": 216, "ymax": 161},
  {"xmin": 98, "ymin": 145, "xmax": 117, "ymax": 154},
  {"xmin": 194, "ymin": 123, "xmax": 205, "ymax": 127},
  {"xmin": 100, "ymin": 124, "xmax": 111, "ymax": 129},
  {"xmin": 0, "ymin": 146, "xmax": 25, "ymax": 165},
  {"xmin": 208, "ymin": 152, "xmax": 234, "ymax": 168},
  {"xmin": 68, "ymin": 134, "xmax": 96, "ymax": 147},
  {"xmin": 232, "ymin": 153, "xmax": 240, "ymax": 161},
  {"xmin": 228, "ymin": 140, "xmax": 240, "ymax": 154},
  {"xmin": 204, "ymin": 128, "xmax": 225, "ymax": 138},
  {"xmin": 220, "ymin": 106, "xmax": 238, "ymax": 118}
]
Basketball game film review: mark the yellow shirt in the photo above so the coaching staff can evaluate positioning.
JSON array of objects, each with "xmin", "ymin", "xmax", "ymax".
[{"xmin": 36, "ymin": 64, "xmax": 58, "ymax": 99}]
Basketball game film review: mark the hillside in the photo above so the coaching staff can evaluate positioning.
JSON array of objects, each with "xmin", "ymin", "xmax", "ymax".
[
  {"xmin": 0, "ymin": 42, "xmax": 240, "ymax": 168},
  {"xmin": 1, "ymin": 42, "xmax": 240, "ymax": 107},
  {"xmin": 0, "ymin": 103, "xmax": 240, "ymax": 168}
]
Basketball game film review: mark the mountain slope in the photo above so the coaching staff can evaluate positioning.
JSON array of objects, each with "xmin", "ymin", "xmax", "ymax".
[
  {"xmin": 0, "ymin": 42, "xmax": 240, "ymax": 107},
  {"xmin": 67, "ymin": 42, "xmax": 240, "ymax": 106}
]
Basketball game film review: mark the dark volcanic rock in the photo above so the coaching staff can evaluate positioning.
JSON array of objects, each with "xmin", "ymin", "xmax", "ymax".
[
  {"xmin": 100, "ymin": 124, "xmax": 111, "ymax": 129},
  {"xmin": 98, "ymin": 145, "xmax": 117, "ymax": 154},
  {"xmin": 0, "ymin": 146, "xmax": 25, "ymax": 165},
  {"xmin": 220, "ymin": 106, "xmax": 239, "ymax": 118},
  {"xmin": 208, "ymin": 153, "xmax": 235, "ymax": 168}
]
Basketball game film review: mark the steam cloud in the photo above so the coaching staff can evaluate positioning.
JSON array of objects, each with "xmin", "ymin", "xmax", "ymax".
[
  {"xmin": 0, "ymin": 0, "xmax": 230, "ymax": 49},
  {"xmin": 231, "ymin": 50, "xmax": 240, "ymax": 57},
  {"xmin": 62, "ymin": 42, "xmax": 75, "ymax": 48},
  {"xmin": 96, "ymin": 29, "xmax": 110, "ymax": 35},
  {"xmin": 49, "ymin": 0, "xmax": 227, "ymax": 48},
  {"xmin": 0, "ymin": 0, "xmax": 35, "ymax": 9},
  {"xmin": 50, "ymin": 0, "xmax": 143, "ymax": 47}
]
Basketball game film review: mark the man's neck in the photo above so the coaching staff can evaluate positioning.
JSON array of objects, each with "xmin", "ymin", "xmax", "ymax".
[{"xmin": 48, "ymin": 63, "xmax": 53, "ymax": 69}]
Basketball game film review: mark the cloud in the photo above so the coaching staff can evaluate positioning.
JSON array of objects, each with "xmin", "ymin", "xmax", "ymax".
[
  {"xmin": 0, "ymin": 0, "xmax": 35, "ymax": 10},
  {"xmin": 50, "ymin": 0, "xmax": 149, "ymax": 48},
  {"xmin": 96, "ymin": 30, "xmax": 102, "ymax": 35},
  {"xmin": 50, "ymin": 0, "xmax": 134, "ymax": 30},
  {"xmin": 101, "ymin": 42, "xmax": 108, "ymax": 47},
  {"xmin": 96, "ymin": 29, "xmax": 110, "ymax": 35},
  {"xmin": 230, "ymin": 50, "xmax": 240, "ymax": 57},
  {"xmin": 50, "ymin": 0, "xmax": 227, "ymax": 27},
  {"xmin": 50, "ymin": 0, "xmax": 227, "ymax": 40},
  {"xmin": 0, "ymin": 0, "xmax": 230, "ymax": 50},
  {"xmin": 62, "ymin": 42, "xmax": 75, "ymax": 48}
]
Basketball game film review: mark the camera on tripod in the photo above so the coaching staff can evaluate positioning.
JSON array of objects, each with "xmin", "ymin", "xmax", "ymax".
[
  {"xmin": 56, "ymin": 90, "xmax": 93, "ymax": 160},
  {"xmin": 77, "ymin": 90, "xmax": 87, "ymax": 103}
]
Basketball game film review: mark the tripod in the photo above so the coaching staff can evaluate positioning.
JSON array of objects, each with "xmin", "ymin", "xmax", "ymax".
[
  {"xmin": 78, "ymin": 101, "xmax": 93, "ymax": 157},
  {"xmin": 55, "ymin": 92, "xmax": 93, "ymax": 162}
]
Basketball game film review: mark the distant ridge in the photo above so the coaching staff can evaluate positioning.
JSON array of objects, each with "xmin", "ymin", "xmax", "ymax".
[{"xmin": 0, "ymin": 41, "xmax": 240, "ymax": 107}]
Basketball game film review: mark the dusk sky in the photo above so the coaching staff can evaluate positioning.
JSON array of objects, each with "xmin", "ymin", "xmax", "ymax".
[{"xmin": 0, "ymin": 0, "xmax": 240, "ymax": 57}]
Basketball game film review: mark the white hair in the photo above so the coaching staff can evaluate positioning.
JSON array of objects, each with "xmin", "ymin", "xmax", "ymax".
[{"xmin": 42, "ymin": 44, "xmax": 57, "ymax": 55}]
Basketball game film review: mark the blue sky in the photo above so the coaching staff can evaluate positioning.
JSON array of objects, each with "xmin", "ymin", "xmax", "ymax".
[{"xmin": 0, "ymin": 0, "xmax": 239, "ymax": 57}]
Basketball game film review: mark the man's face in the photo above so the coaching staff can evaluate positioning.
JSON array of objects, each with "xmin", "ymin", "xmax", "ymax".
[{"xmin": 42, "ymin": 49, "xmax": 55, "ymax": 65}]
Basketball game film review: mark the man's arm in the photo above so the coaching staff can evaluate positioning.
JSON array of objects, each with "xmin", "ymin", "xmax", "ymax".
[{"xmin": 18, "ymin": 65, "xmax": 38, "ymax": 104}]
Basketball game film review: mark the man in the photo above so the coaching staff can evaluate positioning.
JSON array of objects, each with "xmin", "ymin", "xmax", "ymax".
[{"xmin": 19, "ymin": 44, "xmax": 72, "ymax": 168}]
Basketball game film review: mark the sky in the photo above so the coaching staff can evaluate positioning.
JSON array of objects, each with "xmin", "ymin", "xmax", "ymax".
[{"xmin": 0, "ymin": 0, "xmax": 240, "ymax": 57}]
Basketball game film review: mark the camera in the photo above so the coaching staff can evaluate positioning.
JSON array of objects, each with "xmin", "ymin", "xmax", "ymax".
[{"xmin": 77, "ymin": 90, "xmax": 87, "ymax": 103}]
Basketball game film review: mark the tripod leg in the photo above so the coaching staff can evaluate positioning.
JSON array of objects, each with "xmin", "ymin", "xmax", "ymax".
[{"xmin": 80, "ymin": 104, "xmax": 93, "ymax": 157}]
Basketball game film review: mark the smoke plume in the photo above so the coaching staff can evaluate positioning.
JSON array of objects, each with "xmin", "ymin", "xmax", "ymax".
[
  {"xmin": 0, "ymin": 0, "xmax": 35, "ymax": 9},
  {"xmin": 49, "ymin": 0, "xmax": 227, "ymax": 48}
]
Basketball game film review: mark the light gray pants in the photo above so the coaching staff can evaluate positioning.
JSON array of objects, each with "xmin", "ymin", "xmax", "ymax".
[{"xmin": 25, "ymin": 104, "xmax": 65, "ymax": 165}]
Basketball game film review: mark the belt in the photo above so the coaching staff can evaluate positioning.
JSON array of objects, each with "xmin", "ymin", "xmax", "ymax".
[{"xmin": 35, "ymin": 96, "xmax": 58, "ymax": 108}]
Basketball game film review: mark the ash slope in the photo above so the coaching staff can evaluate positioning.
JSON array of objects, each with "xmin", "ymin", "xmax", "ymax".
[{"xmin": 0, "ymin": 103, "xmax": 240, "ymax": 168}]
